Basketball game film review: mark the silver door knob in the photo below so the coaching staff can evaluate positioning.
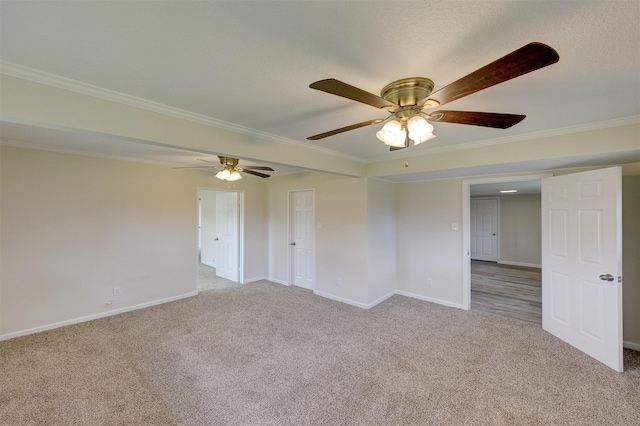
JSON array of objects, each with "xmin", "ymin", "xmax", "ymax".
[
  {"xmin": 290, "ymin": 242, "xmax": 296, "ymax": 246},
  {"xmin": 214, "ymin": 238, "xmax": 219, "ymax": 241},
  {"xmin": 599, "ymin": 274, "xmax": 614, "ymax": 282}
]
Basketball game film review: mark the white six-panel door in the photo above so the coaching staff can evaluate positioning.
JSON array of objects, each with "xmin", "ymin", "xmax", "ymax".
[
  {"xmin": 291, "ymin": 190, "xmax": 315, "ymax": 290},
  {"xmin": 541, "ymin": 167, "xmax": 622, "ymax": 371},
  {"xmin": 470, "ymin": 198, "xmax": 498, "ymax": 262}
]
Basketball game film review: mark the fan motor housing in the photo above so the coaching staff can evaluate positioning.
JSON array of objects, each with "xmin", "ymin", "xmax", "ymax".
[{"xmin": 380, "ymin": 77, "xmax": 434, "ymax": 107}]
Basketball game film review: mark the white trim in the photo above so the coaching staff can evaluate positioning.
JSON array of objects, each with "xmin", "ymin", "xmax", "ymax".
[
  {"xmin": 368, "ymin": 291, "xmax": 396, "ymax": 309},
  {"xmin": 623, "ymin": 340, "xmax": 640, "ymax": 351},
  {"xmin": 394, "ymin": 290, "xmax": 466, "ymax": 310},
  {"xmin": 499, "ymin": 260, "xmax": 542, "ymax": 269},
  {"xmin": 0, "ymin": 61, "xmax": 362, "ymax": 163},
  {"xmin": 267, "ymin": 277, "xmax": 290, "ymax": 286},
  {"xmin": 313, "ymin": 290, "xmax": 370, "ymax": 309},
  {"xmin": 243, "ymin": 276, "xmax": 268, "ymax": 284},
  {"xmin": 0, "ymin": 291, "xmax": 198, "ymax": 342}
]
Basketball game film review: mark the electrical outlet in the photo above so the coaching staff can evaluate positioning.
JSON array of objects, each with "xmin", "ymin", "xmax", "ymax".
[
  {"xmin": 426, "ymin": 278, "xmax": 433, "ymax": 286},
  {"xmin": 113, "ymin": 287, "xmax": 121, "ymax": 296},
  {"xmin": 336, "ymin": 278, "xmax": 342, "ymax": 287}
]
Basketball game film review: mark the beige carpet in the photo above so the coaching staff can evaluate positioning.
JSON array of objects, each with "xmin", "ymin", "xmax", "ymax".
[
  {"xmin": 198, "ymin": 263, "xmax": 240, "ymax": 291},
  {"xmin": 1, "ymin": 281, "xmax": 639, "ymax": 425}
]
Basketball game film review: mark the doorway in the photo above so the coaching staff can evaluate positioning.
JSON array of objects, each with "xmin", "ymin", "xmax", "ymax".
[
  {"xmin": 462, "ymin": 174, "xmax": 549, "ymax": 311},
  {"xmin": 198, "ymin": 188, "xmax": 243, "ymax": 290}
]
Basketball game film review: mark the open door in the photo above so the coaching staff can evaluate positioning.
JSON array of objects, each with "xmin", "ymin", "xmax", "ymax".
[
  {"xmin": 542, "ymin": 167, "xmax": 622, "ymax": 371},
  {"xmin": 215, "ymin": 192, "xmax": 239, "ymax": 282}
]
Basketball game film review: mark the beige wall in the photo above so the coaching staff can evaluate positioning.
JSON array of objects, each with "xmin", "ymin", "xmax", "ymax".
[
  {"xmin": 366, "ymin": 178, "xmax": 397, "ymax": 304},
  {"xmin": 498, "ymin": 194, "xmax": 542, "ymax": 267},
  {"xmin": 0, "ymin": 146, "xmax": 268, "ymax": 337},
  {"xmin": 266, "ymin": 172, "xmax": 369, "ymax": 306},
  {"xmin": 396, "ymin": 179, "xmax": 464, "ymax": 306},
  {"xmin": 622, "ymin": 174, "xmax": 640, "ymax": 346}
]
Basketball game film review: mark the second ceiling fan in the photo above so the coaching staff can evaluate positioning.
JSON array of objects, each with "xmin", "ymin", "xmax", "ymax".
[{"xmin": 307, "ymin": 42, "xmax": 559, "ymax": 151}]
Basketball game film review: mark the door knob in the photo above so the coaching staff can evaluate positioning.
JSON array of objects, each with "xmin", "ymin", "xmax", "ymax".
[
  {"xmin": 214, "ymin": 238, "xmax": 219, "ymax": 241},
  {"xmin": 599, "ymin": 274, "xmax": 614, "ymax": 282},
  {"xmin": 290, "ymin": 242, "xmax": 296, "ymax": 246}
]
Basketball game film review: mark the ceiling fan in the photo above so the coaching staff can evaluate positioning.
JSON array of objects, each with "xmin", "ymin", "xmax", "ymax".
[
  {"xmin": 307, "ymin": 42, "xmax": 559, "ymax": 151},
  {"xmin": 173, "ymin": 156, "xmax": 274, "ymax": 181}
]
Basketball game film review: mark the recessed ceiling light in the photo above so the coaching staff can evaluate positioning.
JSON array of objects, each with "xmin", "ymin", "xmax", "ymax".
[{"xmin": 500, "ymin": 189, "xmax": 518, "ymax": 193}]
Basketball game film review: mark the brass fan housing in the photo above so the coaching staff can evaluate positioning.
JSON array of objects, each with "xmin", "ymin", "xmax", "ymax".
[
  {"xmin": 380, "ymin": 77, "xmax": 436, "ymax": 107},
  {"xmin": 218, "ymin": 156, "xmax": 239, "ymax": 168}
]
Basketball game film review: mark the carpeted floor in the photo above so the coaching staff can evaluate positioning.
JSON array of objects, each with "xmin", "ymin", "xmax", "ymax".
[
  {"xmin": 1, "ymin": 281, "xmax": 639, "ymax": 425},
  {"xmin": 198, "ymin": 263, "xmax": 240, "ymax": 291}
]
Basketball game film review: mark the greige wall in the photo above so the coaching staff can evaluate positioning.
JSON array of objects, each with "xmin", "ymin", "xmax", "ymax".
[
  {"xmin": 0, "ymin": 146, "xmax": 267, "ymax": 337},
  {"xmin": 396, "ymin": 179, "xmax": 464, "ymax": 306},
  {"xmin": 498, "ymin": 194, "xmax": 542, "ymax": 267},
  {"xmin": 366, "ymin": 178, "xmax": 397, "ymax": 304},
  {"xmin": 265, "ymin": 172, "xmax": 370, "ymax": 306},
  {"xmin": 621, "ymin": 174, "xmax": 640, "ymax": 347}
]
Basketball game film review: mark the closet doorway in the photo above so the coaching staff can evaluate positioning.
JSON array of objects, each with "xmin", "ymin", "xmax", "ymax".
[{"xmin": 198, "ymin": 189, "xmax": 243, "ymax": 290}]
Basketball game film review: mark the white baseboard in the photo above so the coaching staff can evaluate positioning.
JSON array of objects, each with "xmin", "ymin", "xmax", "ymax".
[
  {"xmin": 394, "ymin": 290, "xmax": 465, "ymax": 310},
  {"xmin": 368, "ymin": 291, "xmax": 396, "ymax": 309},
  {"xmin": 624, "ymin": 340, "xmax": 640, "ymax": 351},
  {"xmin": 267, "ymin": 277, "xmax": 289, "ymax": 286},
  {"xmin": 313, "ymin": 290, "xmax": 369, "ymax": 309},
  {"xmin": 498, "ymin": 260, "xmax": 542, "ymax": 269},
  {"xmin": 0, "ymin": 291, "xmax": 198, "ymax": 342},
  {"xmin": 243, "ymin": 275, "xmax": 267, "ymax": 284}
]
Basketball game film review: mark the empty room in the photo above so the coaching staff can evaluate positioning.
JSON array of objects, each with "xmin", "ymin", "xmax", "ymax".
[{"xmin": 1, "ymin": 1, "xmax": 639, "ymax": 424}]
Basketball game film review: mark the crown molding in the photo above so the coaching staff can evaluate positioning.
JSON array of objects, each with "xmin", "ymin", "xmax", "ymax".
[
  {"xmin": 0, "ymin": 139, "xmax": 186, "ymax": 167},
  {"xmin": 0, "ymin": 61, "xmax": 363, "ymax": 164},
  {"xmin": 365, "ymin": 116, "xmax": 640, "ymax": 164}
]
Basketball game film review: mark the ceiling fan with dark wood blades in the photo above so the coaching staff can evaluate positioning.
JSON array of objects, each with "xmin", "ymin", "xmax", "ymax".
[
  {"xmin": 173, "ymin": 156, "xmax": 274, "ymax": 180},
  {"xmin": 307, "ymin": 42, "xmax": 559, "ymax": 151}
]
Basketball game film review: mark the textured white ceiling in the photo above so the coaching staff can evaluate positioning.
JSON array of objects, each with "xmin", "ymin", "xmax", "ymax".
[{"xmin": 1, "ymin": 1, "xmax": 639, "ymax": 164}]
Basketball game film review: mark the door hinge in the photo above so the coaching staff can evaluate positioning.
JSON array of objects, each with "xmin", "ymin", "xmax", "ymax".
[{"xmin": 618, "ymin": 276, "xmax": 623, "ymax": 283}]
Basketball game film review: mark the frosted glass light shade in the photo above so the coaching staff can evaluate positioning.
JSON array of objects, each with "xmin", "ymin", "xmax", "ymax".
[
  {"xmin": 227, "ymin": 171, "xmax": 242, "ymax": 181},
  {"xmin": 407, "ymin": 115, "xmax": 434, "ymax": 145},
  {"xmin": 216, "ymin": 168, "xmax": 232, "ymax": 181},
  {"xmin": 376, "ymin": 120, "xmax": 406, "ymax": 147}
]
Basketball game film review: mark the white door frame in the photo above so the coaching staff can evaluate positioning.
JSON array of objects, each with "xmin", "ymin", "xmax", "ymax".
[
  {"xmin": 287, "ymin": 189, "xmax": 315, "ymax": 288},
  {"xmin": 197, "ymin": 188, "xmax": 244, "ymax": 285},
  {"xmin": 462, "ymin": 174, "xmax": 551, "ymax": 310}
]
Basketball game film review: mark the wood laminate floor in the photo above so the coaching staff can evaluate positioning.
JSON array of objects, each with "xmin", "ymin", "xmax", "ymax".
[{"xmin": 471, "ymin": 260, "xmax": 542, "ymax": 324}]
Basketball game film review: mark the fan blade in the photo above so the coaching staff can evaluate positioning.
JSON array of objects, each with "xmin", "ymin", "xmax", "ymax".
[
  {"xmin": 429, "ymin": 111, "xmax": 526, "ymax": 128},
  {"xmin": 307, "ymin": 119, "xmax": 384, "ymax": 140},
  {"xmin": 310, "ymin": 79, "xmax": 396, "ymax": 109},
  {"xmin": 424, "ymin": 42, "xmax": 559, "ymax": 107},
  {"xmin": 242, "ymin": 166, "xmax": 275, "ymax": 171},
  {"xmin": 242, "ymin": 169, "xmax": 271, "ymax": 178},
  {"xmin": 196, "ymin": 159, "xmax": 219, "ymax": 164}
]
